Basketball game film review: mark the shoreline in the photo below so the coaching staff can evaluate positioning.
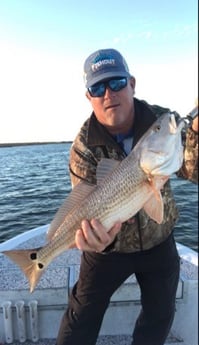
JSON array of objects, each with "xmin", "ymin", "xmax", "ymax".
[{"xmin": 0, "ymin": 141, "xmax": 72, "ymax": 148}]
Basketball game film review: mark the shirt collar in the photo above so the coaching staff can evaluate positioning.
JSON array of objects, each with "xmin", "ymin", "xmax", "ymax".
[{"xmin": 86, "ymin": 98, "xmax": 156, "ymax": 148}]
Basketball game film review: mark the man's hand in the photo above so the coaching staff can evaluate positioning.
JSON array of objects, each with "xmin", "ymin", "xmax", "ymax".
[
  {"xmin": 75, "ymin": 219, "xmax": 122, "ymax": 252},
  {"xmin": 192, "ymin": 115, "xmax": 198, "ymax": 132}
]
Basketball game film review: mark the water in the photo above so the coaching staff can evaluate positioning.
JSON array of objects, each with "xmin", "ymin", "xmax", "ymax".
[{"xmin": 0, "ymin": 143, "xmax": 198, "ymax": 251}]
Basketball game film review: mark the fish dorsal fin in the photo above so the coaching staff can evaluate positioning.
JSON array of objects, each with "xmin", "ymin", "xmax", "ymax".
[
  {"xmin": 96, "ymin": 158, "xmax": 120, "ymax": 184},
  {"xmin": 47, "ymin": 181, "xmax": 96, "ymax": 241},
  {"xmin": 143, "ymin": 192, "xmax": 164, "ymax": 224}
]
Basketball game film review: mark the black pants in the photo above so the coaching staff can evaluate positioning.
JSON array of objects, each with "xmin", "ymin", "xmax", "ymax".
[{"xmin": 56, "ymin": 235, "xmax": 180, "ymax": 345}]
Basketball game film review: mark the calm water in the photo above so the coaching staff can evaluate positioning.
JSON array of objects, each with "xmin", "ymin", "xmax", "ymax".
[{"xmin": 0, "ymin": 143, "xmax": 198, "ymax": 251}]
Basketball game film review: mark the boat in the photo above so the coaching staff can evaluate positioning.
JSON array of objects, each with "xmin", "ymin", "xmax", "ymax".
[{"xmin": 0, "ymin": 224, "xmax": 198, "ymax": 345}]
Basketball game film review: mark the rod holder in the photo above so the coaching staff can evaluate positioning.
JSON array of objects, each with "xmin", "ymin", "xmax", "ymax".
[
  {"xmin": 15, "ymin": 300, "xmax": 26, "ymax": 343},
  {"xmin": 2, "ymin": 301, "xmax": 13, "ymax": 344},
  {"xmin": 28, "ymin": 300, "xmax": 39, "ymax": 342}
]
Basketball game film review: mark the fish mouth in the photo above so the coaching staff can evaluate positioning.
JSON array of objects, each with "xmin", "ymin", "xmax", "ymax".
[
  {"xmin": 170, "ymin": 114, "xmax": 185, "ymax": 133},
  {"xmin": 147, "ymin": 149, "xmax": 167, "ymax": 156}
]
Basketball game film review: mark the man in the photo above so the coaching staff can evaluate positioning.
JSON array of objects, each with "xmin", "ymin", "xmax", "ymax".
[{"xmin": 56, "ymin": 49, "xmax": 198, "ymax": 345}]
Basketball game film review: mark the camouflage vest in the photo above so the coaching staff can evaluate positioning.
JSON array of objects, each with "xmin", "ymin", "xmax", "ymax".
[{"xmin": 69, "ymin": 98, "xmax": 198, "ymax": 253}]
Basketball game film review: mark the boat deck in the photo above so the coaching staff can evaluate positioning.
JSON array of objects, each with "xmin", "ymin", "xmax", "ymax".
[
  {"xmin": 0, "ymin": 334, "xmax": 183, "ymax": 345},
  {"xmin": 0, "ymin": 225, "xmax": 198, "ymax": 345}
]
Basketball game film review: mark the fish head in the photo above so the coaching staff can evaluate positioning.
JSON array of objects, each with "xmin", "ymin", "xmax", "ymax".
[{"xmin": 138, "ymin": 113, "xmax": 185, "ymax": 176}]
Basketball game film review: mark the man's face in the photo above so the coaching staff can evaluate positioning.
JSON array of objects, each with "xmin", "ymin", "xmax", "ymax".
[{"xmin": 86, "ymin": 77, "xmax": 136, "ymax": 135}]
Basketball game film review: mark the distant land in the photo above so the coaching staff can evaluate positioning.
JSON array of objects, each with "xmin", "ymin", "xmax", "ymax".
[{"xmin": 0, "ymin": 141, "xmax": 72, "ymax": 148}]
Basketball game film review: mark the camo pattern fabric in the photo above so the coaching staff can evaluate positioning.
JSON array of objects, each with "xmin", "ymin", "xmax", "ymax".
[
  {"xmin": 69, "ymin": 98, "xmax": 198, "ymax": 253},
  {"xmin": 176, "ymin": 127, "xmax": 198, "ymax": 183}
]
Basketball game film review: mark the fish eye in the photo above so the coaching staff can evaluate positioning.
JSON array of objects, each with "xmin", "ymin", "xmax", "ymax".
[{"xmin": 154, "ymin": 125, "xmax": 161, "ymax": 132}]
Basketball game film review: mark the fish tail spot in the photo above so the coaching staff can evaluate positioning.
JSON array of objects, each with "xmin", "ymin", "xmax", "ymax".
[{"xmin": 30, "ymin": 253, "xmax": 37, "ymax": 260}]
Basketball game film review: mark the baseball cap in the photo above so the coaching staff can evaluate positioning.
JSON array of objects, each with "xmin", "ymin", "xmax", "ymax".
[{"xmin": 83, "ymin": 48, "xmax": 131, "ymax": 88}]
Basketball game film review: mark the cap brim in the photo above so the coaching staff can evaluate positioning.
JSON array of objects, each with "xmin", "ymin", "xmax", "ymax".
[{"xmin": 86, "ymin": 71, "xmax": 131, "ymax": 88}]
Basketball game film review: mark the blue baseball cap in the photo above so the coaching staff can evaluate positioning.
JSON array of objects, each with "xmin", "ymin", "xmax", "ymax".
[{"xmin": 83, "ymin": 48, "xmax": 131, "ymax": 88}]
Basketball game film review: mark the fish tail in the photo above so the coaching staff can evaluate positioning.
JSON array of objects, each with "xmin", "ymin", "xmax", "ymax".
[{"xmin": 3, "ymin": 248, "xmax": 45, "ymax": 293}]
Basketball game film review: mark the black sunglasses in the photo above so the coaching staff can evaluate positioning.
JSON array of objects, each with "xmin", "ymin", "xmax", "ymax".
[{"xmin": 88, "ymin": 77, "xmax": 128, "ymax": 97}]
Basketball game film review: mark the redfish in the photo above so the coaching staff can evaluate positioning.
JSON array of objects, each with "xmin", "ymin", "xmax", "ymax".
[{"xmin": 2, "ymin": 113, "xmax": 185, "ymax": 292}]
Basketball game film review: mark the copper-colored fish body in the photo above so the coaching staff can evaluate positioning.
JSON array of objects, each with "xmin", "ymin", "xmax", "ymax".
[{"xmin": 2, "ymin": 113, "xmax": 184, "ymax": 292}]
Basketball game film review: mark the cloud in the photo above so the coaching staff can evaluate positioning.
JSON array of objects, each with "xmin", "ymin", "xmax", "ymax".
[{"xmin": 110, "ymin": 21, "xmax": 197, "ymax": 47}]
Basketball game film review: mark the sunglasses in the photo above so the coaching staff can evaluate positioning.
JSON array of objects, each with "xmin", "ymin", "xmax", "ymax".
[{"xmin": 88, "ymin": 77, "xmax": 128, "ymax": 97}]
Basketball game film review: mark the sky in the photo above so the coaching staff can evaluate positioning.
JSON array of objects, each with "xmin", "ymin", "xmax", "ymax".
[{"xmin": 0, "ymin": 0, "xmax": 198, "ymax": 143}]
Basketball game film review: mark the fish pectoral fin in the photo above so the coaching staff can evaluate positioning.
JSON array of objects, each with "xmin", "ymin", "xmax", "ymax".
[
  {"xmin": 96, "ymin": 158, "xmax": 120, "ymax": 184},
  {"xmin": 3, "ymin": 248, "xmax": 45, "ymax": 293},
  {"xmin": 143, "ymin": 192, "xmax": 164, "ymax": 224},
  {"xmin": 47, "ymin": 181, "xmax": 96, "ymax": 240}
]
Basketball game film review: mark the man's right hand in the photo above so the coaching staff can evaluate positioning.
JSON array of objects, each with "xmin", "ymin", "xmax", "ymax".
[{"xmin": 75, "ymin": 218, "xmax": 121, "ymax": 252}]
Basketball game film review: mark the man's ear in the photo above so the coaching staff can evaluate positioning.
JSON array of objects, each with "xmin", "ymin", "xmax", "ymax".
[
  {"xmin": 129, "ymin": 76, "xmax": 136, "ymax": 95},
  {"xmin": 130, "ymin": 76, "xmax": 136, "ymax": 88},
  {"xmin": 86, "ymin": 91, "xmax": 91, "ymax": 100}
]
